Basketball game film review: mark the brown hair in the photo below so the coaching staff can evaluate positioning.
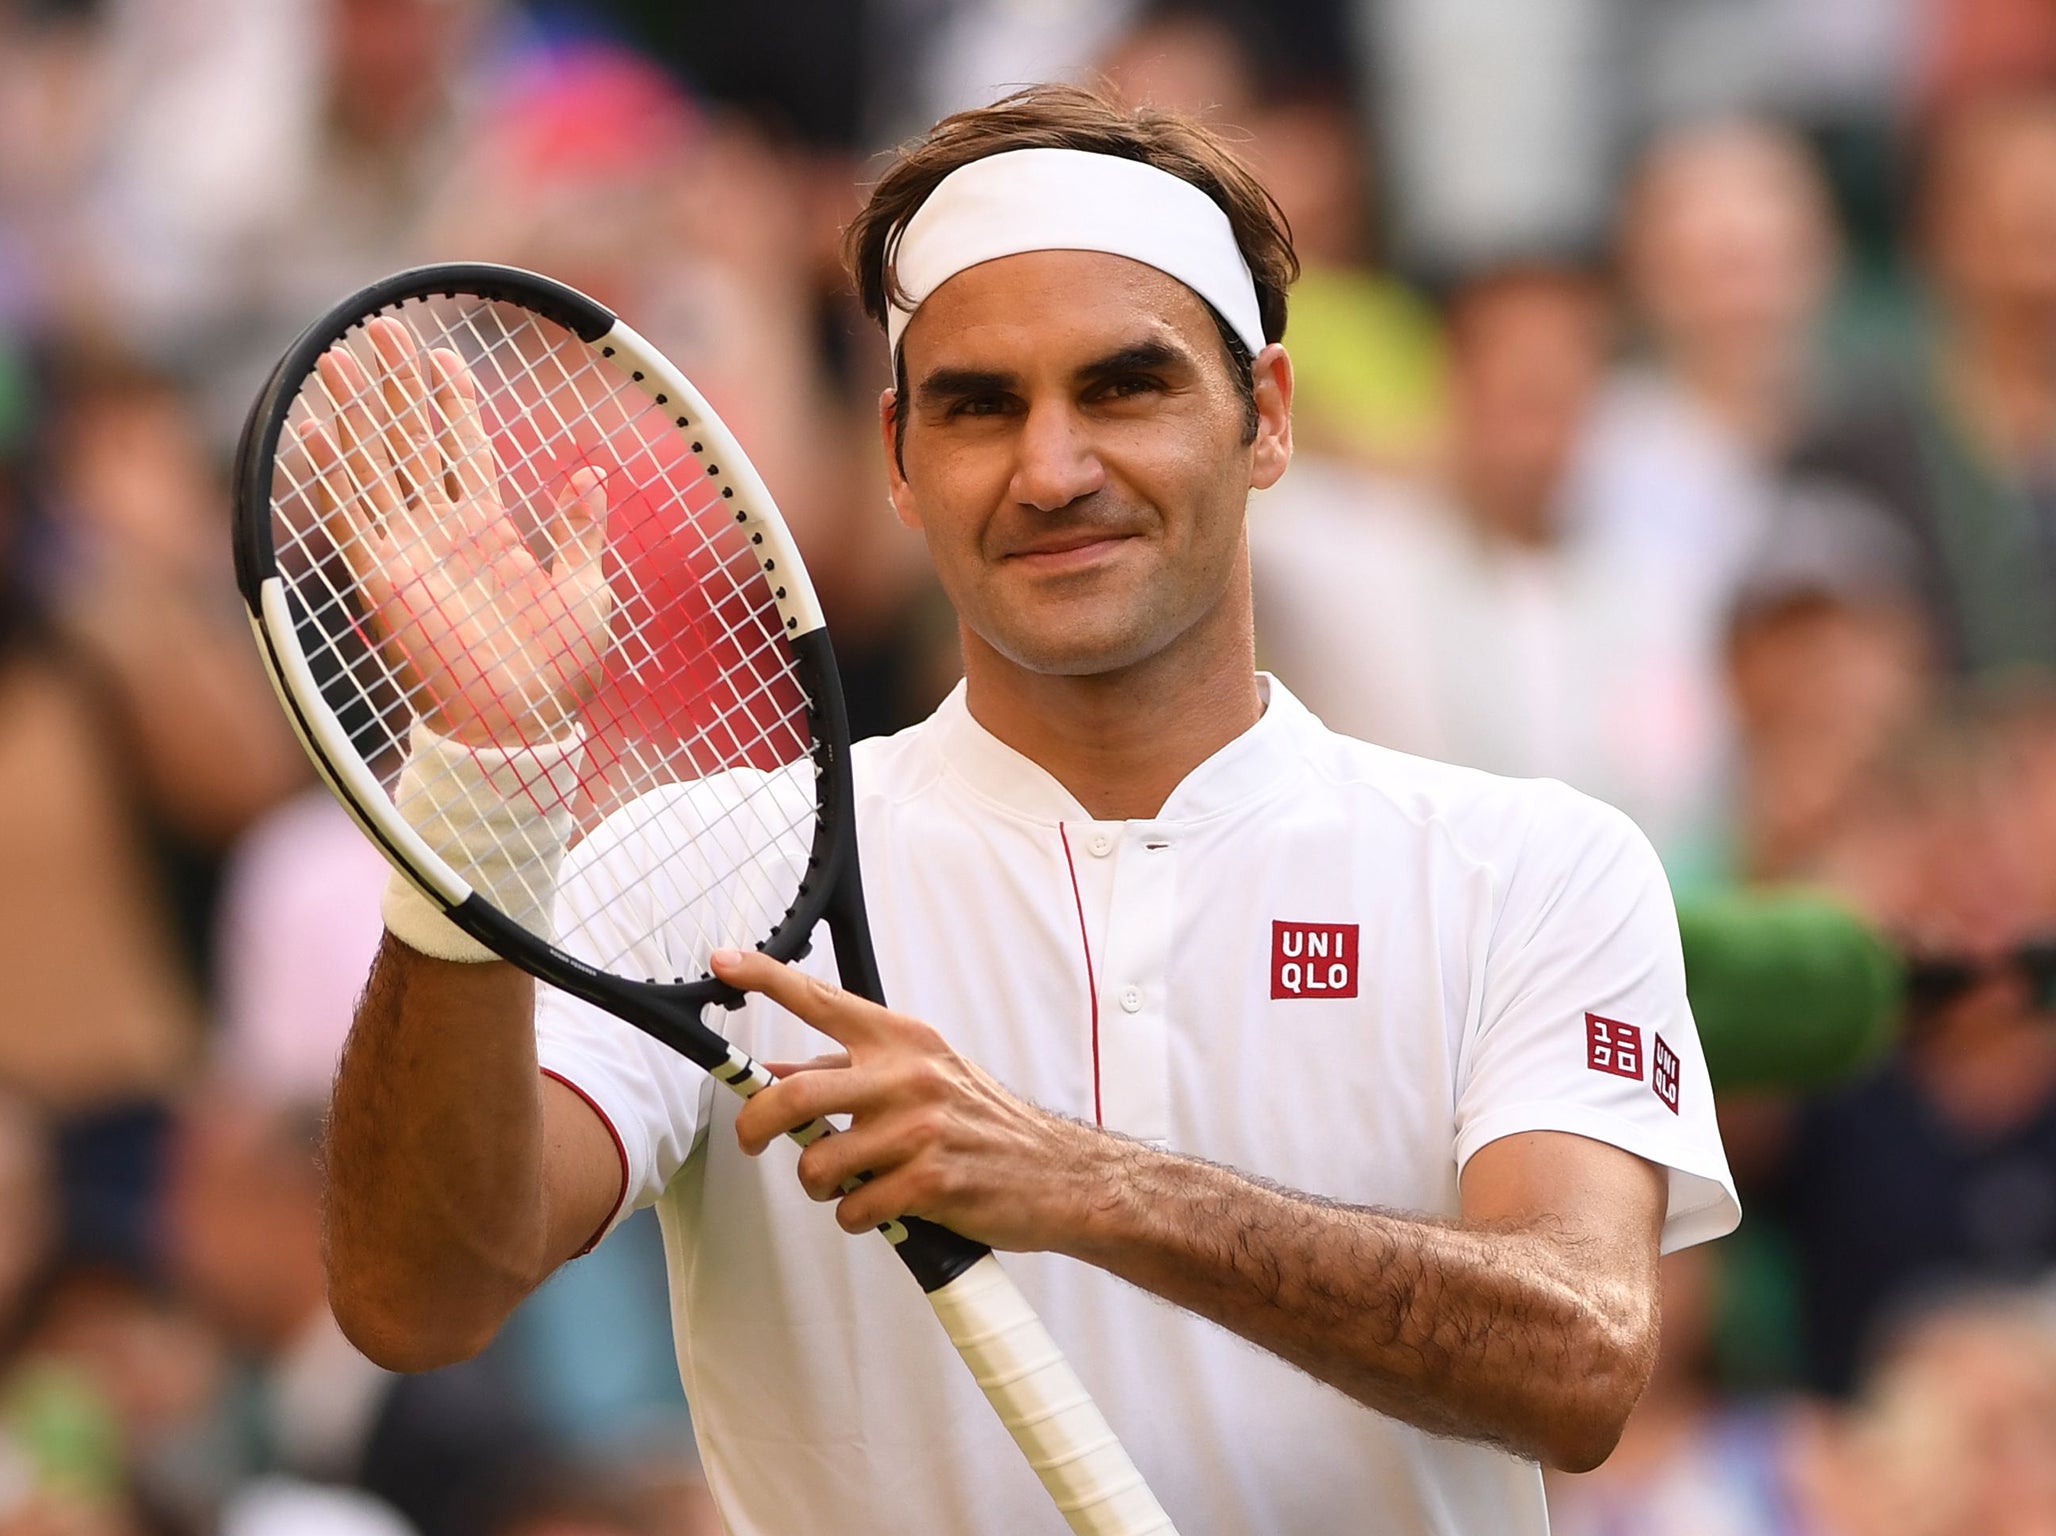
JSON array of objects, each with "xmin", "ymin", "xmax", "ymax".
[{"xmin": 845, "ymin": 84, "xmax": 1298, "ymax": 463}]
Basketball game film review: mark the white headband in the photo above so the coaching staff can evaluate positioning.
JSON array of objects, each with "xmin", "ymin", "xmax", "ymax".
[{"xmin": 884, "ymin": 147, "xmax": 1267, "ymax": 361}]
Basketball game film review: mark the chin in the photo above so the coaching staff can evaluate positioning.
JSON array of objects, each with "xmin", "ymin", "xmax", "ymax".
[{"xmin": 983, "ymin": 619, "xmax": 1168, "ymax": 677}]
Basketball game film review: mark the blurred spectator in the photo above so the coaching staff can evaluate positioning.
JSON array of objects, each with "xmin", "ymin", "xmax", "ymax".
[
  {"xmin": 0, "ymin": 2, "xmax": 109, "ymax": 331},
  {"xmin": 1633, "ymin": 0, "xmax": 1926, "ymax": 133},
  {"xmin": 484, "ymin": 1464, "xmax": 717, "ymax": 1536},
  {"xmin": 212, "ymin": 793, "xmax": 387, "ymax": 1106},
  {"xmin": 1723, "ymin": 487, "xmax": 1935, "ymax": 883},
  {"xmin": 165, "ymin": 1090, "xmax": 547, "ymax": 1536},
  {"xmin": 0, "ymin": 1097, "xmax": 53, "ymax": 1351},
  {"xmin": 0, "ymin": 425, "xmax": 186, "ymax": 1109},
  {"xmin": 0, "ymin": 355, "xmax": 301, "ymax": 1118},
  {"xmin": 1582, "ymin": 119, "xmax": 1841, "ymax": 581},
  {"xmin": 1792, "ymin": 90, "xmax": 2056, "ymax": 682},
  {"xmin": 220, "ymin": 1479, "xmax": 418, "ymax": 1536},
  {"xmin": 1748, "ymin": 705, "xmax": 2056, "ymax": 1395},
  {"xmin": 42, "ymin": 357, "xmax": 305, "ymax": 857},
  {"xmin": 866, "ymin": 0, "xmax": 1142, "ymax": 149},
  {"xmin": 10, "ymin": 1259, "xmax": 228, "ymax": 1534},
  {"xmin": 1254, "ymin": 262, "xmax": 1732, "ymax": 869},
  {"xmin": 81, "ymin": 0, "xmax": 527, "ymax": 438},
  {"xmin": 1826, "ymin": 1291, "xmax": 2056, "ymax": 1536},
  {"xmin": 1365, "ymin": 0, "xmax": 1619, "ymax": 273},
  {"xmin": 1919, "ymin": 0, "xmax": 2056, "ymax": 117},
  {"xmin": 1989, "ymin": 685, "xmax": 2056, "ymax": 922},
  {"xmin": 1547, "ymin": 1245, "xmax": 1843, "ymax": 1536}
]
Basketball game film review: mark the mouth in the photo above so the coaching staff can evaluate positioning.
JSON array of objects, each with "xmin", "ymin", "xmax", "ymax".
[{"xmin": 1001, "ymin": 531, "xmax": 1137, "ymax": 570}]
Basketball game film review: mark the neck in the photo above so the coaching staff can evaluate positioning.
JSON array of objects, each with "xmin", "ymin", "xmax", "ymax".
[
  {"xmin": 1671, "ymin": 336, "xmax": 1806, "ymax": 456},
  {"xmin": 1462, "ymin": 478, "xmax": 1559, "ymax": 549},
  {"xmin": 959, "ymin": 575, "xmax": 1263, "ymax": 821}
]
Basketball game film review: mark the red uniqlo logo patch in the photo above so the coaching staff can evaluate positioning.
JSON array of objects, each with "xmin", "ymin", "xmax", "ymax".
[
  {"xmin": 1651, "ymin": 1034, "xmax": 1680, "ymax": 1113},
  {"xmin": 1586, "ymin": 1014, "xmax": 1644, "ymax": 1080},
  {"xmin": 1271, "ymin": 922, "xmax": 1359, "ymax": 999}
]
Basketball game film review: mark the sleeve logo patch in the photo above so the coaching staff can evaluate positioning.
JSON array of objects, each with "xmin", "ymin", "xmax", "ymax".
[
  {"xmin": 1652, "ymin": 1034, "xmax": 1681, "ymax": 1113},
  {"xmin": 1585, "ymin": 1014, "xmax": 1644, "ymax": 1080},
  {"xmin": 1271, "ymin": 922, "xmax": 1359, "ymax": 999}
]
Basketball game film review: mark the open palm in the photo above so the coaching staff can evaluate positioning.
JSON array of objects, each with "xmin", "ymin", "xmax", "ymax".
[{"xmin": 299, "ymin": 316, "xmax": 611, "ymax": 747}]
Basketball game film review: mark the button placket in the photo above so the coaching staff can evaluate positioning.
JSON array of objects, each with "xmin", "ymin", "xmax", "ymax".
[{"xmin": 1096, "ymin": 827, "xmax": 1177, "ymax": 1145}]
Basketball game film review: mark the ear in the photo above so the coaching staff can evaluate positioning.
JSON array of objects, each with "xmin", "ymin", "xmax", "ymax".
[
  {"xmin": 1247, "ymin": 343, "xmax": 1294, "ymax": 493},
  {"xmin": 878, "ymin": 387, "xmax": 922, "ymax": 531}
]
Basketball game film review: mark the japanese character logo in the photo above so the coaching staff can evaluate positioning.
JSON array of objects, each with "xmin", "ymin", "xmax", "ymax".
[{"xmin": 1585, "ymin": 1014, "xmax": 1644, "ymax": 1081}]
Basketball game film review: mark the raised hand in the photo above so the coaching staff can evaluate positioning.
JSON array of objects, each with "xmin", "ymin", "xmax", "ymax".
[{"xmin": 299, "ymin": 316, "xmax": 610, "ymax": 747}]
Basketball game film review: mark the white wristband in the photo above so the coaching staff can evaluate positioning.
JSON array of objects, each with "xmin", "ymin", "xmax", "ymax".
[{"xmin": 380, "ymin": 720, "xmax": 586, "ymax": 962}]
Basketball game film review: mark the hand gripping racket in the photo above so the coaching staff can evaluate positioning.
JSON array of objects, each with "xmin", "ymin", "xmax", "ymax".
[{"xmin": 232, "ymin": 264, "xmax": 1177, "ymax": 1536}]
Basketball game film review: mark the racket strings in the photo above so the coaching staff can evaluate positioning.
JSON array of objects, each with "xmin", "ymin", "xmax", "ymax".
[
  {"xmin": 271, "ymin": 295, "xmax": 821, "ymax": 976},
  {"xmin": 290, "ymin": 320, "xmax": 810, "ymax": 972}
]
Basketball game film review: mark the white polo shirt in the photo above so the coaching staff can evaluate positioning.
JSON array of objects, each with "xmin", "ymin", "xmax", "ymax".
[{"xmin": 536, "ymin": 676, "xmax": 1739, "ymax": 1536}]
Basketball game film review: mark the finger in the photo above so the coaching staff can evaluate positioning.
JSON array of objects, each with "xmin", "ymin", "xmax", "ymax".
[
  {"xmin": 547, "ymin": 465, "xmax": 609, "ymax": 572},
  {"xmin": 367, "ymin": 317, "xmax": 440, "ymax": 508},
  {"xmin": 832, "ymin": 1165, "xmax": 932, "ymax": 1236},
  {"xmin": 315, "ymin": 348, "xmax": 405, "ymax": 527},
  {"xmin": 297, "ymin": 419, "xmax": 398, "ymax": 604},
  {"xmin": 764, "ymin": 1052, "xmax": 853, "ymax": 1078},
  {"xmin": 425, "ymin": 346, "xmax": 497, "ymax": 509},
  {"xmin": 733, "ymin": 1061, "xmax": 886, "ymax": 1157},
  {"xmin": 709, "ymin": 949, "xmax": 888, "ymax": 1048},
  {"xmin": 794, "ymin": 1127, "xmax": 896, "ymax": 1203},
  {"xmin": 299, "ymin": 418, "xmax": 409, "ymax": 618},
  {"xmin": 294, "ymin": 415, "xmax": 348, "ymax": 532}
]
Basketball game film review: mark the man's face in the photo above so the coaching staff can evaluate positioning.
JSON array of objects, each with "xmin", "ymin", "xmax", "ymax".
[
  {"xmin": 1447, "ymin": 273, "xmax": 1607, "ymax": 527},
  {"xmin": 884, "ymin": 250, "xmax": 1288, "ymax": 677}
]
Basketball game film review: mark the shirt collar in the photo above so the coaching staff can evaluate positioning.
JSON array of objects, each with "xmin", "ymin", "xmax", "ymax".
[{"xmin": 927, "ymin": 672, "xmax": 1315, "ymax": 825}]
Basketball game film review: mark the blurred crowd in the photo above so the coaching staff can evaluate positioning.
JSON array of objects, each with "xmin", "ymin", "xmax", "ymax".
[{"xmin": 2, "ymin": 0, "xmax": 2056, "ymax": 1532}]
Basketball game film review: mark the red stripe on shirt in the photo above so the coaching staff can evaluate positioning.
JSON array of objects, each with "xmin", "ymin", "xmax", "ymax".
[
  {"xmin": 541, "ymin": 1067, "xmax": 630, "ymax": 1255},
  {"xmin": 1058, "ymin": 823, "xmax": 1103, "ymax": 1126}
]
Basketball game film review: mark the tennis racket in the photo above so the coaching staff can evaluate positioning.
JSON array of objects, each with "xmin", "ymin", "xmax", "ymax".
[{"xmin": 232, "ymin": 263, "xmax": 1177, "ymax": 1536}]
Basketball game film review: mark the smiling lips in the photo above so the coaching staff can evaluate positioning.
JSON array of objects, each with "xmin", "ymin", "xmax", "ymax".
[{"xmin": 1001, "ymin": 529, "xmax": 1138, "ymax": 567}]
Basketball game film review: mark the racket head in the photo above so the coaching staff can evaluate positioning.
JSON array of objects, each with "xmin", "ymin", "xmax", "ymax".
[{"xmin": 233, "ymin": 263, "xmax": 857, "ymax": 1043}]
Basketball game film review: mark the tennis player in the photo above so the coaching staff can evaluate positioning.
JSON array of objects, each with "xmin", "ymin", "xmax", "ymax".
[{"xmin": 325, "ymin": 86, "xmax": 1739, "ymax": 1534}]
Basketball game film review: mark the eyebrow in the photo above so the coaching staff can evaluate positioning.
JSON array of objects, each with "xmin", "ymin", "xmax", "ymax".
[
  {"xmin": 1075, "ymin": 339, "xmax": 1186, "ymax": 383},
  {"xmin": 913, "ymin": 338, "xmax": 1193, "ymax": 409},
  {"xmin": 914, "ymin": 366, "xmax": 1016, "ymax": 410}
]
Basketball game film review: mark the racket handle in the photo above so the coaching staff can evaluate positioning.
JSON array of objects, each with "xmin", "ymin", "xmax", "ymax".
[
  {"xmin": 716, "ymin": 1044, "xmax": 1177, "ymax": 1530},
  {"xmin": 929, "ymin": 1254, "xmax": 1180, "ymax": 1536}
]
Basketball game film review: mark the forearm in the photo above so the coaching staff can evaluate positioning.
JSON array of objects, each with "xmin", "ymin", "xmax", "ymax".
[
  {"xmin": 1058, "ymin": 1141, "xmax": 1658, "ymax": 1469},
  {"xmin": 716, "ymin": 952, "xmax": 1663, "ymax": 1467},
  {"xmin": 324, "ymin": 934, "xmax": 553, "ymax": 1369}
]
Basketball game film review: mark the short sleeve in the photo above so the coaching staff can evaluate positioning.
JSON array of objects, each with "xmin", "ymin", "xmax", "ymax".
[
  {"xmin": 1454, "ymin": 786, "xmax": 1741, "ymax": 1253},
  {"xmin": 532, "ymin": 765, "xmax": 815, "ymax": 1249},
  {"xmin": 537, "ymin": 986, "xmax": 709, "ymax": 1249},
  {"xmin": 533, "ymin": 807, "xmax": 712, "ymax": 1251}
]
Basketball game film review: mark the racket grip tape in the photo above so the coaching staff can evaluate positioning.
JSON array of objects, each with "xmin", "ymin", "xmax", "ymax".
[{"xmin": 928, "ymin": 1255, "xmax": 1179, "ymax": 1536}]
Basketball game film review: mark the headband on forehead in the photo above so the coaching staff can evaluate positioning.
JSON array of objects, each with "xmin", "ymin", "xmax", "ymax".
[{"xmin": 884, "ymin": 147, "xmax": 1267, "ymax": 361}]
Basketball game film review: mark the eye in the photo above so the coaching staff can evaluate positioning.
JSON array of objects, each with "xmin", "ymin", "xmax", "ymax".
[
  {"xmin": 945, "ymin": 393, "xmax": 1016, "ymax": 420},
  {"xmin": 1093, "ymin": 373, "xmax": 1165, "ymax": 403}
]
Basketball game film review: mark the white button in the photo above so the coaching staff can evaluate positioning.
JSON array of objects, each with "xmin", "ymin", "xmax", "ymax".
[
  {"xmin": 1088, "ymin": 832, "xmax": 1114, "ymax": 857},
  {"xmin": 1119, "ymin": 987, "xmax": 1142, "ymax": 1013}
]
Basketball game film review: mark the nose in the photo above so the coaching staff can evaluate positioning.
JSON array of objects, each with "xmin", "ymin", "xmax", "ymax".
[{"xmin": 1007, "ymin": 397, "xmax": 1106, "ymax": 512}]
